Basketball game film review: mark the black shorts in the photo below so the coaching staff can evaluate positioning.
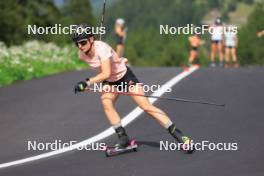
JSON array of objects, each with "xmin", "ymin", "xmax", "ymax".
[
  {"xmin": 225, "ymin": 46, "xmax": 235, "ymax": 49},
  {"xmin": 103, "ymin": 67, "xmax": 140, "ymax": 92},
  {"xmin": 191, "ymin": 46, "xmax": 198, "ymax": 51},
  {"xmin": 116, "ymin": 35, "xmax": 124, "ymax": 45},
  {"xmin": 212, "ymin": 40, "xmax": 222, "ymax": 44}
]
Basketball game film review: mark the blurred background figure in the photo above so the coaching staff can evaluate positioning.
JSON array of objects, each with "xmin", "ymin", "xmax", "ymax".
[
  {"xmin": 210, "ymin": 17, "xmax": 224, "ymax": 67},
  {"xmin": 257, "ymin": 30, "xmax": 264, "ymax": 37},
  {"xmin": 224, "ymin": 26, "xmax": 239, "ymax": 67},
  {"xmin": 115, "ymin": 18, "xmax": 127, "ymax": 58},
  {"xmin": 188, "ymin": 34, "xmax": 204, "ymax": 67}
]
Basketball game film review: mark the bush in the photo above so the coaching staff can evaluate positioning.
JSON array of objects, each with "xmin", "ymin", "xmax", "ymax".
[{"xmin": 238, "ymin": 4, "xmax": 264, "ymax": 65}]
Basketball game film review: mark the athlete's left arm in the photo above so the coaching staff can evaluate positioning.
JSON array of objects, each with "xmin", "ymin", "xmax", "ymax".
[{"xmin": 89, "ymin": 58, "xmax": 111, "ymax": 84}]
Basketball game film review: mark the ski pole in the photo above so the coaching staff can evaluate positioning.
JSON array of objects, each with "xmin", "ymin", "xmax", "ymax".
[
  {"xmin": 85, "ymin": 88, "xmax": 225, "ymax": 107},
  {"xmin": 99, "ymin": 0, "xmax": 106, "ymax": 41}
]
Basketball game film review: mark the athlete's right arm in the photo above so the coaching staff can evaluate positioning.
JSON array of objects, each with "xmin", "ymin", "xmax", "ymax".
[{"xmin": 89, "ymin": 58, "xmax": 111, "ymax": 84}]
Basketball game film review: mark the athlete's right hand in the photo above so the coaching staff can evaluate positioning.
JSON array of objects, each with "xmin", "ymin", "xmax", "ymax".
[{"xmin": 74, "ymin": 81, "xmax": 88, "ymax": 94}]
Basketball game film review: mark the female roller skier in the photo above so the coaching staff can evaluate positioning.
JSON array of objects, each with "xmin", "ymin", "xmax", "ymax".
[{"xmin": 73, "ymin": 24, "xmax": 193, "ymax": 151}]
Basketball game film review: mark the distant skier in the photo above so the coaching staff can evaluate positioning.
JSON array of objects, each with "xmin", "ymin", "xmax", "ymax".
[
  {"xmin": 224, "ymin": 26, "xmax": 239, "ymax": 67},
  {"xmin": 115, "ymin": 18, "xmax": 127, "ymax": 58},
  {"xmin": 209, "ymin": 17, "xmax": 224, "ymax": 67},
  {"xmin": 188, "ymin": 34, "xmax": 204, "ymax": 67}
]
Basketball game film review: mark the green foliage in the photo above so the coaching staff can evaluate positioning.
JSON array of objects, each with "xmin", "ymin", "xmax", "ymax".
[
  {"xmin": 238, "ymin": 4, "xmax": 264, "ymax": 65},
  {"xmin": 0, "ymin": 0, "xmax": 95, "ymax": 46},
  {"xmin": 62, "ymin": 0, "xmax": 95, "ymax": 25},
  {"xmin": 0, "ymin": 0, "xmax": 25, "ymax": 46}
]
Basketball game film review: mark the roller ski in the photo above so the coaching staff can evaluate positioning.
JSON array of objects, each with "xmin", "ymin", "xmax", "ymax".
[
  {"xmin": 105, "ymin": 139, "xmax": 138, "ymax": 157},
  {"xmin": 105, "ymin": 126, "xmax": 138, "ymax": 157}
]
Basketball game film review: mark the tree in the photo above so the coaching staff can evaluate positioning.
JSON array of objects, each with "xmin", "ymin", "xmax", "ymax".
[
  {"xmin": 0, "ymin": 0, "xmax": 25, "ymax": 45},
  {"xmin": 62, "ymin": 0, "xmax": 95, "ymax": 25},
  {"xmin": 0, "ymin": 0, "xmax": 95, "ymax": 45},
  {"xmin": 238, "ymin": 4, "xmax": 264, "ymax": 65}
]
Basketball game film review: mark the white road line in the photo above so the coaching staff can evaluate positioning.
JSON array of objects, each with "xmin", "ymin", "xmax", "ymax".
[{"xmin": 0, "ymin": 66, "xmax": 198, "ymax": 169}]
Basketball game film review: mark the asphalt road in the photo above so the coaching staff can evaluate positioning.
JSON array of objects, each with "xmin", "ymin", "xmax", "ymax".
[{"xmin": 0, "ymin": 67, "xmax": 263, "ymax": 176}]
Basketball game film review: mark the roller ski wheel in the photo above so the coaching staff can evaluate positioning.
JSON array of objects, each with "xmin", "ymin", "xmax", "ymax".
[{"xmin": 105, "ymin": 139, "xmax": 138, "ymax": 157}]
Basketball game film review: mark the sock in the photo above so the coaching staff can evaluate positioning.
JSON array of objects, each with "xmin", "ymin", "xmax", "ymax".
[
  {"xmin": 112, "ymin": 122, "xmax": 122, "ymax": 130},
  {"xmin": 112, "ymin": 123, "xmax": 128, "ymax": 138},
  {"xmin": 164, "ymin": 120, "xmax": 173, "ymax": 129},
  {"xmin": 167, "ymin": 123, "xmax": 184, "ymax": 143}
]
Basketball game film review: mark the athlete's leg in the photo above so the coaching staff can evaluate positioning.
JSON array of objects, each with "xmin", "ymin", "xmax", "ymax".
[
  {"xmin": 188, "ymin": 50, "xmax": 197, "ymax": 66},
  {"xmin": 210, "ymin": 43, "xmax": 217, "ymax": 67},
  {"xmin": 231, "ymin": 48, "xmax": 238, "ymax": 67},
  {"xmin": 101, "ymin": 85, "xmax": 120, "ymax": 125},
  {"xmin": 210, "ymin": 43, "xmax": 216, "ymax": 62},
  {"xmin": 129, "ymin": 85, "xmax": 191, "ymax": 145},
  {"xmin": 188, "ymin": 51, "xmax": 193, "ymax": 65},
  {"xmin": 131, "ymin": 89, "xmax": 170, "ymax": 126},
  {"xmin": 101, "ymin": 85, "xmax": 129, "ymax": 147},
  {"xmin": 218, "ymin": 42, "xmax": 224, "ymax": 66},
  {"xmin": 225, "ymin": 47, "xmax": 230, "ymax": 67},
  {"xmin": 193, "ymin": 51, "xmax": 198, "ymax": 64}
]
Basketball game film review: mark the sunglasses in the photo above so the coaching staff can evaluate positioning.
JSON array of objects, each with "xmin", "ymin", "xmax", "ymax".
[{"xmin": 75, "ymin": 40, "xmax": 88, "ymax": 47}]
